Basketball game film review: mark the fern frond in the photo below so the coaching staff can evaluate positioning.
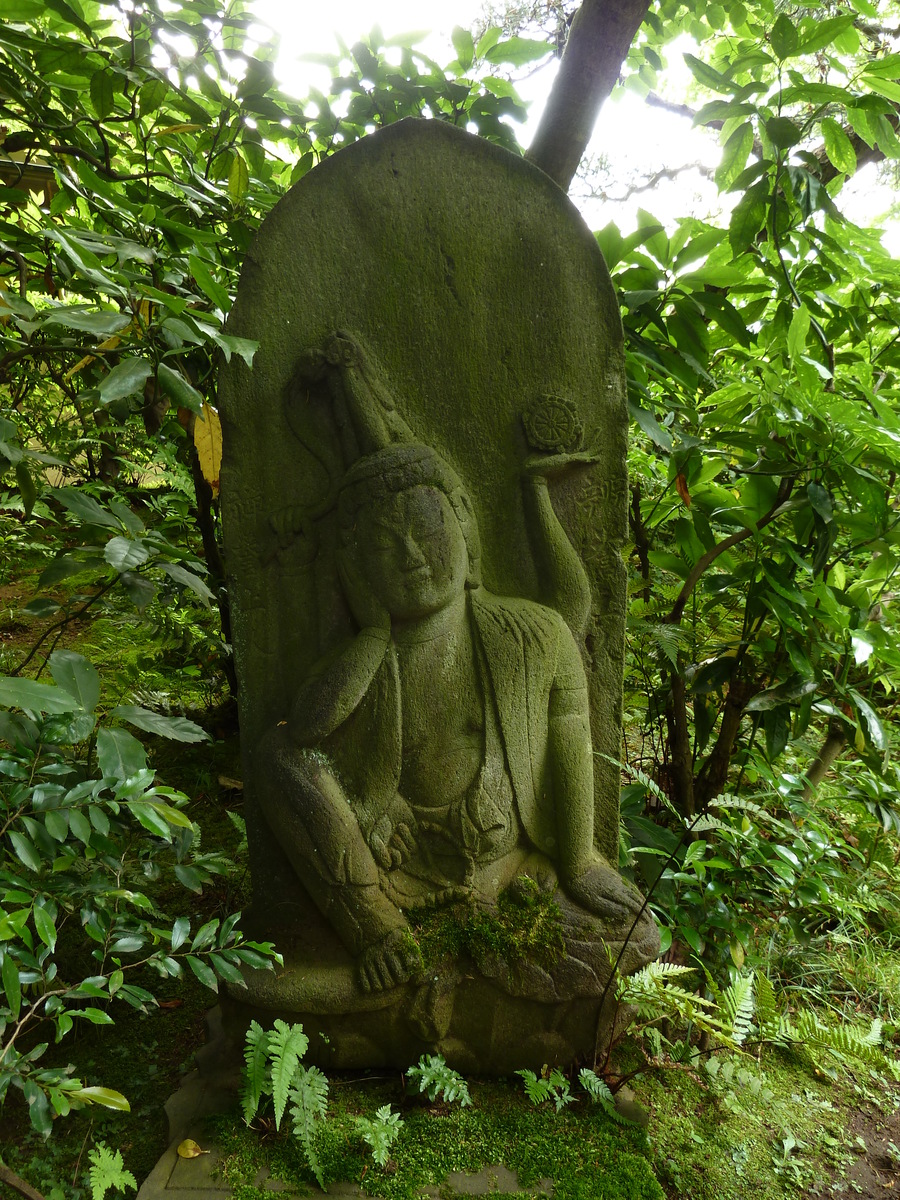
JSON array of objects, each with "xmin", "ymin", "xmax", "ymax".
[
  {"xmin": 289, "ymin": 1064, "xmax": 329, "ymax": 1188},
  {"xmin": 407, "ymin": 1054, "xmax": 471, "ymax": 1107},
  {"xmin": 270, "ymin": 1019, "xmax": 309, "ymax": 1130},
  {"xmin": 578, "ymin": 1069, "xmax": 640, "ymax": 1126},
  {"xmin": 721, "ymin": 973, "xmax": 755, "ymax": 1046},
  {"xmin": 88, "ymin": 1144, "xmax": 137, "ymax": 1200},
  {"xmin": 648, "ymin": 623, "xmax": 685, "ymax": 669},
  {"xmin": 241, "ymin": 1019, "xmax": 271, "ymax": 1124},
  {"xmin": 600, "ymin": 757, "xmax": 679, "ymax": 817},
  {"xmin": 754, "ymin": 973, "xmax": 780, "ymax": 1039},
  {"xmin": 355, "ymin": 1105, "xmax": 403, "ymax": 1166}
]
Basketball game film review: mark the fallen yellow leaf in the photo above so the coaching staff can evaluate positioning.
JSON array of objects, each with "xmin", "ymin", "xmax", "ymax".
[{"xmin": 177, "ymin": 1139, "xmax": 209, "ymax": 1159}]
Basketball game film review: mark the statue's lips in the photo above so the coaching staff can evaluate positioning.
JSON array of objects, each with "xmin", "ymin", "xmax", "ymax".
[{"xmin": 403, "ymin": 564, "xmax": 431, "ymax": 578}]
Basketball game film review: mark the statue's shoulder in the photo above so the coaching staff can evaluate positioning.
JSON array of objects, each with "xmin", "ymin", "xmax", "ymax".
[{"xmin": 469, "ymin": 588, "xmax": 570, "ymax": 647}]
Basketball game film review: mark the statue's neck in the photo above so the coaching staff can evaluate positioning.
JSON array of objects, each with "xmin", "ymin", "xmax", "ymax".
[{"xmin": 391, "ymin": 591, "xmax": 468, "ymax": 646}]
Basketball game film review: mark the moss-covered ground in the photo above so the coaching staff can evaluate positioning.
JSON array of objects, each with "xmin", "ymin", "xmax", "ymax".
[{"xmin": 202, "ymin": 1045, "xmax": 899, "ymax": 1200}]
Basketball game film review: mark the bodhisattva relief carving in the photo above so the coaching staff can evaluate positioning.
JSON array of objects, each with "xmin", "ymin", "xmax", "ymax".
[{"xmin": 259, "ymin": 332, "xmax": 658, "ymax": 1000}]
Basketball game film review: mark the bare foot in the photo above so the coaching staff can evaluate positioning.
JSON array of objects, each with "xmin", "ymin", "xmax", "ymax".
[
  {"xmin": 565, "ymin": 863, "xmax": 646, "ymax": 923},
  {"xmin": 357, "ymin": 929, "xmax": 423, "ymax": 993}
]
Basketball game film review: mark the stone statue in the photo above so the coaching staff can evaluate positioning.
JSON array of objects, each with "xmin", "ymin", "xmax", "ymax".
[
  {"xmin": 260, "ymin": 333, "xmax": 657, "ymax": 1002},
  {"xmin": 219, "ymin": 119, "xmax": 658, "ymax": 1069}
]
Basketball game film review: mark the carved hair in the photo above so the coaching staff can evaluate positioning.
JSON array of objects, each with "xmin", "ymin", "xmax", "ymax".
[{"xmin": 337, "ymin": 443, "xmax": 482, "ymax": 587}]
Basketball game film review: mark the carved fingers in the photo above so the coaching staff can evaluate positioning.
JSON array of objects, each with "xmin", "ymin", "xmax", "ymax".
[
  {"xmin": 357, "ymin": 929, "xmax": 422, "ymax": 993},
  {"xmin": 523, "ymin": 450, "xmax": 601, "ymax": 480},
  {"xmin": 369, "ymin": 814, "xmax": 417, "ymax": 870}
]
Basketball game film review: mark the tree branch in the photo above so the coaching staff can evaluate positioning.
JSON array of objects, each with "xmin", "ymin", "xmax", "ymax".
[
  {"xmin": 526, "ymin": 0, "xmax": 653, "ymax": 191},
  {"xmin": 666, "ymin": 480, "xmax": 795, "ymax": 626},
  {"xmin": 0, "ymin": 1163, "xmax": 46, "ymax": 1200}
]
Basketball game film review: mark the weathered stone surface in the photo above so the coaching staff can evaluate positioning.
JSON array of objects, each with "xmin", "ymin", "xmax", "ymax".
[{"xmin": 219, "ymin": 118, "xmax": 657, "ymax": 1068}]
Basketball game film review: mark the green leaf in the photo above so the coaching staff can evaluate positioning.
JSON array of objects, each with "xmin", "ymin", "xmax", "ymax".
[
  {"xmin": 728, "ymin": 181, "xmax": 768, "ymax": 253},
  {"xmin": 683, "ymin": 53, "xmax": 733, "ymax": 93},
  {"xmin": 51, "ymin": 487, "xmax": 121, "ymax": 528},
  {"xmin": 209, "ymin": 332, "xmax": 258, "ymax": 367},
  {"xmin": 139, "ymin": 77, "xmax": 168, "ymax": 116},
  {"xmin": 765, "ymin": 117, "xmax": 801, "ymax": 150},
  {"xmin": 90, "ymin": 69, "xmax": 115, "ymax": 119},
  {"xmin": 96, "ymin": 728, "xmax": 147, "ymax": 780},
  {"xmin": 797, "ymin": 14, "xmax": 855, "ymax": 54},
  {"xmin": 771, "ymin": 13, "xmax": 798, "ymax": 59},
  {"xmin": 787, "ymin": 305, "xmax": 810, "ymax": 362},
  {"xmin": 112, "ymin": 704, "xmax": 209, "ymax": 742},
  {"xmin": 187, "ymin": 954, "xmax": 218, "ymax": 991},
  {"xmin": 629, "ymin": 401, "xmax": 673, "ymax": 450},
  {"xmin": 862, "ymin": 74, "xmax": 900, "ymax": 103},
  {"xmin": 484, "ymin": 36, "xmax": 552, "ymax": 67},
  {"xmin": 451, "ymin": 25, "xmax": 474, "ymax": 70},
  {"xmin": 2, "ymin": 952, "xmax": 21, "ymax": 1019},
  {"xmin": 716, "ymin": 122, "xmax": 754, "ymax": 190},
  {"xmin": 33, "ymin": 905, "xmax": 57, "ymax": 951},
  {"xmin": 75, "ymin": 1086, "xmax": 131, "ymax": 1110},
  {"xmin": 98, "ymin": 358, "xmax": 152, "ymax": 405},
  {"xmin": 189, "ymin": 254, "xmax": 230, "ymax": 311},
  {"xmin": 48, "ymin": 650, "xmax": 99, "ymax": 712},
  {"xmin": 851, "ymin": 691, "xmax": 887, "ymax": 750},
  {"xmin": 9, "ymin": 830, "xmax": 42, "ymax": 872},
  {"xmin": 0, "ymin": 677, "xmax": 79, "ymax": 715},
  {"xmin": 158, "ymin": 561, "xmax": 215, "ymax": 603},
  {"xmin": 475, "ymin": 26, "xmax": 503, "ymax": 57},
  {"xmin": 43, "ymin": 308, "xmax": 130, "ymax": 337},
  {"xmin": 104, "ymin": 536, "xmax": 150, "ymax": 572},
  {"xmin": 157, "ymin": 362, "xmax": 203, "ymax": 414},
  {"xmin": 821, "ymin": 118, "xmax": 857, "ymax": 175},
  {"xmin": 15, "ymin": 462, "xmax": 36, "ymax": 516},
  {"xmin": 228, "ymin": 152, "xmax": 250, "ymax": 204},
  {"xmin": 171, "ymin": 916, "xmax": 190, "ymax": 951}
]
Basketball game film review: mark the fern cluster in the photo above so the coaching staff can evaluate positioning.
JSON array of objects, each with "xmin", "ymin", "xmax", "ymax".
[
  {"xmin": 354, "ymin": 1105, "xmax": 404, "ymax": 1166},
  {"xmin": 516, "ymin": 1067, "xmax": 574, "ymax": 1111},
  {"xmin": 619, "ymin": 961, "xmax": 899, "ymax": 1082},
  {"xmin": 240, "ymin": 1019, "xmax": 328, "ymax": 1188},
  {"xmin": 87, "ymin": 1144, "xmax": 136, "ymax": 1200},
  {"xmin": 406, "ymin": 1053, "xmax": 472, "ymax": 1106}
]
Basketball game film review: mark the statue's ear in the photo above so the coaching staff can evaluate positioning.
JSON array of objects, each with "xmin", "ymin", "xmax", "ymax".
[{"xmin": 455, "ymin": 492, "xmax": 482, "ymax": 588}]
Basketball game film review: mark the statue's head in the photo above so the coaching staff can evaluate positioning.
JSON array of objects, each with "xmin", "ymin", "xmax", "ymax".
[{"xmin": 338, "ymin": 444, "xmax": 482, "ymax": 620}]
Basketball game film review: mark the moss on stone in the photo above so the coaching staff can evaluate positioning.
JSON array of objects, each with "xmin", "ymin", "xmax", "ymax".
[{"xmin": 409, "ymin": 877, "xmax": 566, "ymax": 973}]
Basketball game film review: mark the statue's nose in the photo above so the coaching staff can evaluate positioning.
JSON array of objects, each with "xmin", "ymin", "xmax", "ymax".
[{"xmin": 401, "ymin": 533, "xmax": 426, "ymax": 568}]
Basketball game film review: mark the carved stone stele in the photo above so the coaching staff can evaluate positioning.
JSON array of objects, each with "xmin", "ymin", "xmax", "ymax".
[{"xmin": 219, "ymin": 119, "xmax": 658, "ymax": 1071}]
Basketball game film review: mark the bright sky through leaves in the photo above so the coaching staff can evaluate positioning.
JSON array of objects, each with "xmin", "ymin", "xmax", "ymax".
[{"xmin": 252, "ymin": 0, "xmax": 898, "ymax": 252}]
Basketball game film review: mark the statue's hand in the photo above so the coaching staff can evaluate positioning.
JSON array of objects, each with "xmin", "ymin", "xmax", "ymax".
[
  {"xmin": 337, "ymin": 552, "xmax": 391, "ymax": 634},
  {"xmin": 357, "ymin": 928, "xmax": 423, "ymax": 993},
  {"xmin": 523, "ymin": 450, "xmax": 601, "ymax": 481},
  {"xmin": 565, "ymin": 862, "xmax": 646, "ymax": 923},
  {"xmin": 369, "ymin": 806, "xmax": 418, "ymax": 870}
]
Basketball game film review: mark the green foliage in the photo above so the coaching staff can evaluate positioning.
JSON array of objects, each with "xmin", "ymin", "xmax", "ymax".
[
  {"xmin": 516, "ymin": 1066, "xmax": 574, "ymax": 1111},
  {"xmin": 0, "ymin": 654, "xmax": 278, "ymax": 1134},
  {"xmin": 239, "ymin": 1020, "xmax": 327, "ymax": 1187},
  {"xmin": 87, "ymin": 1143, "xmax": 136, "ymax": 1200},
  {"xmin": 406, "ymin": 1053, "xmax": 472, "ymax": 1107},
  {"xmin": 354, "ymin": 1104, "xmax": 404, "ymax": 1167},
  {"xmin": 288, "ymin": 1065, "xmax": 329, "ymax": 1188}
]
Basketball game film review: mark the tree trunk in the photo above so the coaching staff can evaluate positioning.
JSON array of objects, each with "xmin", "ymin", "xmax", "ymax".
[
  {"xmin": 526, "ymin": 0, "xmax": 653, "ymax": 191},
  {"xmin": 800, "ymin": 717, "xmax": 848, "ymax": 801}
]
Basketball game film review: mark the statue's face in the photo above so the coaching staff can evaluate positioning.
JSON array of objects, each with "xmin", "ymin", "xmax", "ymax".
[{"xmin": 357, "ymin": 484, "xmax": 469, "ymax": 620}]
